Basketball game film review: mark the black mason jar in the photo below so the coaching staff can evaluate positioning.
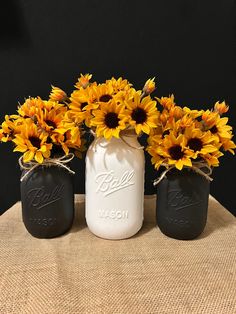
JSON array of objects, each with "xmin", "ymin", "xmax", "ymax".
[
  {"xmin": 156, "ymin": 168, "xmax": 210, "ymax": 240},
  {"xmin": 21, "ymin": 165, "xmax": 74, "ymax": 238}
]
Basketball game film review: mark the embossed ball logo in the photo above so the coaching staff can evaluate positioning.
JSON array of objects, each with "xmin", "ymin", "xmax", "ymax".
[
  {"xmin": 95, "ymin": 170, "xmax": 135, "ymax": 196},
  {"xmin": 27, "ymin": 184, "xmax": 64, "ymax": 209},
  {"xmin": 168, "ymin": 189, "xmax": 202, "ymax": 211}
]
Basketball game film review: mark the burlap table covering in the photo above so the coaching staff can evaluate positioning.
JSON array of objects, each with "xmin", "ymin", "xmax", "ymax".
[{"xmin": 0, "ymin": 195, "xmax": 235, "ymax": 314}]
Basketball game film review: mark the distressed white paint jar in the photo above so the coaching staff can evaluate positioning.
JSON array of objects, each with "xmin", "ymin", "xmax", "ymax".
[{"xmin": 85, "ymin": 132, "xmax": 145, "ymax": 240}]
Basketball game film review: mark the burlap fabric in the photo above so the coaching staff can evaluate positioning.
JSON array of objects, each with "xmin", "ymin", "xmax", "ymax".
[{"xmin": 0, "ymin": 195, "xmax": 235, "ymax": 314}]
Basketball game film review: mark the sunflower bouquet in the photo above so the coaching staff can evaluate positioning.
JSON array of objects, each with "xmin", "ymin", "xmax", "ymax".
[
  {"xmin": 62, "ymin": 74, "xmax": 159, "ymax": 140},
  {"xmin": 0, "ymin": 91, "xmax": 85, "ymax": 164},
  {"xmin": 147, "ymin": 95, "xmax": 235, "ymax": 180}
]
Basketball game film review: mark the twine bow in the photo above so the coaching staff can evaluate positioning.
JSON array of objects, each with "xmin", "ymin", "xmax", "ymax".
[
  {"xmin": 153, "ymin": 160, "xmax": 213, "ymax": 186},
  {"xmin": 19, "ymin": 153, "xmax": 75, "ymax": 182}
]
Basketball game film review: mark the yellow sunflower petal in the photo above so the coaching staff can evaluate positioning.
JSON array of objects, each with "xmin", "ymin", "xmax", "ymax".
[
  {"xmin": 13, "ymin": 145, "xmax": 27, "ymax": 153},
  {"xmin": 104, "ymin": 128, "xmax": 113, "ymax": 140},
  {"xmin": 135, "ymin": 124, "xmax": 143, "ymax": 135},
  {"xmin": 112, "ymin": 128, "xmax": 121, "ymax": 138},
  {"xmin": 183, "ymin": 158, "xmax": 192, "ymax": 167},
  {"xmin": 23, "ymin": 150, "xmax": 35, "ymax": 163},
  {"xmin": 175, "ymin": 159, "xmax": 184, "ymax": 170},
  {"xmin": 61, "ymin": 144, "xmax": 69, "ymax": 155},
  {"xmin": 141, "ymin": 123, "xmax": 150, "ymax": 134},
  {"xmin": 43, "ymin": 150, "xmax": 51, "ymax": 159},
  {"xmin": 35, "ymin": 151, "xmax": 44, "ymax": 164}
]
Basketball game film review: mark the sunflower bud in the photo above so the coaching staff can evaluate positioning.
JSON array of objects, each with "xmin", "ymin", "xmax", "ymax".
[
  {"xmin": 49, "ymin": 86, "xmax": 67, "ymax": 102},
  {"xmin": 169, "ymin": 106, "xmax": 183, "ymax": 120},
  {"xmin": 75, "ymin": 73, "xmax": 92, "ymax": 89},
  {"xmin": 214, "ymin": 101, "xmax": 229, "ymax": 115},
  {"xmin": 202, "ymin": 110, "xmax": 218, "ymax": 128},
  {"xmin": 143, "ymin": 78, "xmax": 156, "ymax": 95},
  {"xmin": 157, "ymin": 95, "xmax": 175, "ymax": 110}
]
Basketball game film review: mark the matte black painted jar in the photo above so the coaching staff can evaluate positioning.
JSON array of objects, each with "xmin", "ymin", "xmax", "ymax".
[
  {"xmin": 21, "ymin": 165, "xmax": 74, "ymax": 238},
  {"xmin": 156, "ymin": 168, "xmax": 210, "ymax": 240}
]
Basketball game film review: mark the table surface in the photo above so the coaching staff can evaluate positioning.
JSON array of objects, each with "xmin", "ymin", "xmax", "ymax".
[{"xmin": 0, "ymin": 195, "xmax": 236, "ymax": 314}]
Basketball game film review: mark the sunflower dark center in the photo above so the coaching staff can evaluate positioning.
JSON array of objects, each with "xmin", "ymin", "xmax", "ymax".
[
  {"xmin": 210, "ymin": 125, "xmax": 218, "ymax": 134},
  {"xmin": 4, "ymin": 131, "xmax": 14, "ymax": 137},
  {"xmin": 45, "ymin": 119, "xmax": 57, "ymax": 129},
  {"xmin": 81, "ymin": 102, "xmax": 88, "ymax": 110},
  {"xmin": 104, "ymin": 112, "xmax": 119, "ymax": 128},
  {"xmin": 169, "ymin": 145, "xmax": 184, "ymax": 160},
  {"xmin": 162, "ymin": 130, "xmax": 170, "ymax": 138},
  {"xmin": 99, "ymin": 94, "xmax": 112, "ymax": 102},
  {"xmin": 29, "ymin": 136, "xmax": 41, "ymax": 149},
  {"xmin": 187, "ymin": 138, "xmax": 203, "ymax": 152},
  {"xmin": 131, "ymin": 107, "xmax": 147, "ymax": 124}
]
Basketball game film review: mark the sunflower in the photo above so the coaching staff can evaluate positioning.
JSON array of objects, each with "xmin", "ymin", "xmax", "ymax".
[
  {"xmin": 12, "ymin": 121, "xmax": 52, "ymax": 163},
  {"xmin": 18, "ymin": 97, "xmax": 45, "ymax": 119},
  {"xmin": 146, "ymin": 145, "xmax": 165, "ymax": 170},
  {"xmin": 221, "ymin": 138, "xmax": 236, "ymax": 154},
  {"xmin": 183, "ymin": 107, "xmax": 203, "ymax": 121},
  {"xmin": 69, "ymin": 84, "xmax": 98, "ymax": 112},
  {"xmin": 126, "ymin": 92, "xmax": 159, "ymax": 135},
  {"xmin": 168, "ymin": 105, "xmax": 184, "ymax": 121},
  {"xmin": 184, "ymin": 127, "xmax": 219, "ymax": 159},
  {"xmin": 209, "ymin": 116, "xmax": 233, "ymax": 140},
  {"xmin": 203, "ymin": 151, "xmax": 224, "ymax": 167},
  {"xmin": 37, "ymin": 105, "xmax": 84, "ymax": 152},
  {"xmin": 113, "ymin": 87, "xmax": 136, "ymax": 106},
  {"xmin": 0, "ymin": 115, "xmax": 21, "ymax": 142},
  {"xmin": 156, "ymin": 94, "xmax": 175, "ymax": 110},
  {"xmin": 36, "ymin": 106, "xmax": 66, "ymax": 135},
  {"xmin": 157, "ymin": 109, "xmax": 169, "ymax": 128},
  {"xmin": 61, "ymin": 128, "xmax": 83, "ymax": 155},
  {"xmin": 59, "ymin": 112, "xmax": 84, "ymax": 145},
  {"xmin": 41, "ymin": 100, "xmax": 66, "ymax": 114},
  {"xmin": 146, "ymin": 132, "xmax": 166, "ymax": 169},
  {"xmin": 49, "ymin": 86, "xmax": 68, "ymax": 102},
  {"xmin": 17, "ymin": 98, "xmax": 66, "ymax": 127},
  {"xmin": 175, "ymin": 113, "xmax": 196, "ymax": 133},
  {"xmin": 106, "ymin": 77, "xmax": 132, "ymax": 93},
  {"xmin": 93, "ymin": 83, "xmax": 114, "ymax": 104},
  {"xmin": 68, "ymin": 87, "xmax": 97, "ymax": 128},
  {"xmin": 52, "ymin": 128, "xmax": 82, "ymax": 156},
  {"xmin": 157, "ymin": 133, "xmax": 193, "ymax": 170},
  {"xmin": 91, "ymin": 100, "xmax": 127, "ymax": 140}
]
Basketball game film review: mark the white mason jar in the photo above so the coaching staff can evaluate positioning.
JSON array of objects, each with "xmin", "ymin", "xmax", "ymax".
[{"xmin": 85, "ymin": 132, "xmax": 145, "ymax": 240}]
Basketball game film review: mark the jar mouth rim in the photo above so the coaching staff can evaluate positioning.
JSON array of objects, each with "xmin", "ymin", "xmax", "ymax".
[
  {"xmin": 91, "ymin": 127, "xmax": 138, "ymax": 140},
  {"xmin": 120, "ymin": 128, "xmax": 137, "ymax": 137}
]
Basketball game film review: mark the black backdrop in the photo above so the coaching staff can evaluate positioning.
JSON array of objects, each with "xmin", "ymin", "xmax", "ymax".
[{"xmin": 0, "ymin": 0, "xmax": 235, "ymax": 215}]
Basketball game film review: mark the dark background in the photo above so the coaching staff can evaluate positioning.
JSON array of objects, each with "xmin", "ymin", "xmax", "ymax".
[{"xmin": 0, "ymin": 0, "xmax": 235, "ymax": 215}]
